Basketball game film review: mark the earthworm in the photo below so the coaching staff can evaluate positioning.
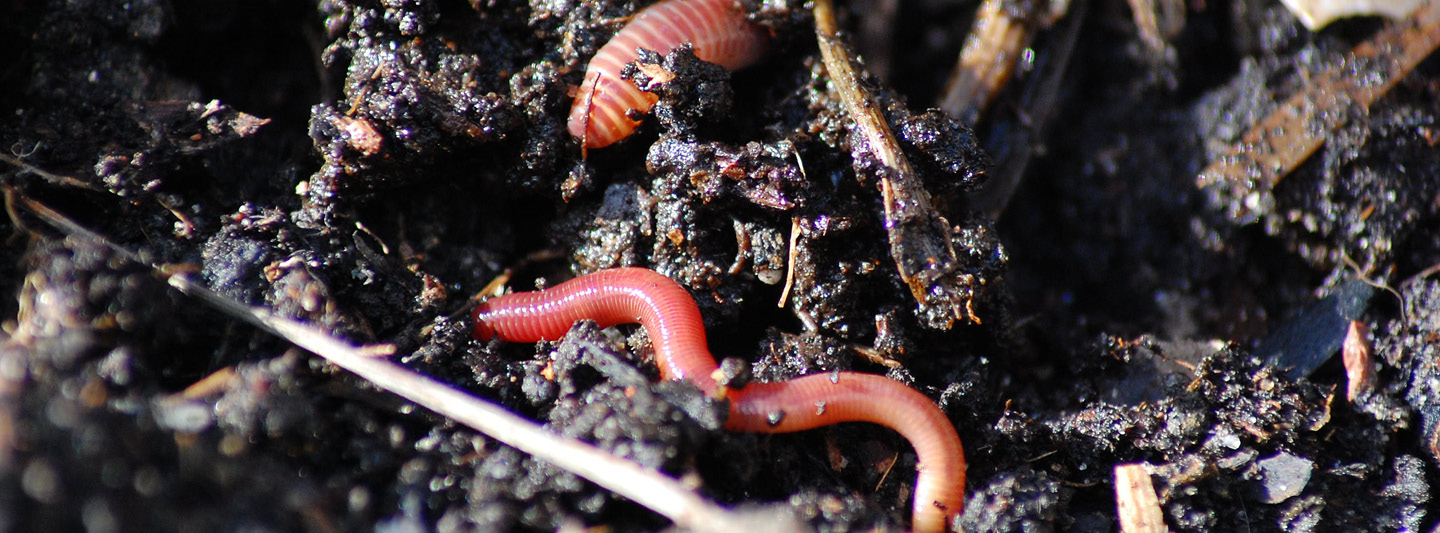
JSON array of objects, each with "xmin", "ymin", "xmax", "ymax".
[
  {"xmin": 473, "ymin": 267, "xmax": 965, "ymax": 532},
  {"xmin": 568, "ymin": 0, "xmax": 769, "ymax": 149}
]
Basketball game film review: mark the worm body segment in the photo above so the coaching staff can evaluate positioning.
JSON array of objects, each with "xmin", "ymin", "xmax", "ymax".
[
  {"xmin": 473, "ymin": 268, "xmax": 966, "ymax": 532},
  {"xmin": 568, "ymin": 0, "xmax": 769, "ymax": 148}
]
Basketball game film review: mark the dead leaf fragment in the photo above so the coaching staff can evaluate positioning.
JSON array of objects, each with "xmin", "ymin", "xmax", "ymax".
[{"xmin": 1342, "ymin": 320, "xmax": 1376, "ymax": 402}]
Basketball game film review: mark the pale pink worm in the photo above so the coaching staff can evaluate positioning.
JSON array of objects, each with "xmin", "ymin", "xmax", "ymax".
[
  {"xmin": 568, "ymin": 0, "xmax": 769, "ymax": 148},
  {"xmin": 473, "ymin": 267, "xmax": 966, "ymax": 532}
]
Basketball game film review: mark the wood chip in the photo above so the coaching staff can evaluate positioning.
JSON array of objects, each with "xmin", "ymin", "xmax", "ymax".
[{"xmin": 1115, "ymin": 463, "xmax": 1167, "ymax": 533}]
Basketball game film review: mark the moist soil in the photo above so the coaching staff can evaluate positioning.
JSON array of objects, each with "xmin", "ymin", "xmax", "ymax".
[{"xmin": 1, "ymin": 0, "xmax": 1438, "ymax": 531}]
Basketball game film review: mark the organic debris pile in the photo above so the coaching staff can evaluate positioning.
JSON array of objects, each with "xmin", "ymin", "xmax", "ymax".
[{"xmin": 0, "ymin": 0, "xmax": 1438, "ymax": 531}]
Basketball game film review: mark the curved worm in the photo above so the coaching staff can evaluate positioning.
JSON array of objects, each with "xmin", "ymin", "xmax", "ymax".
[
  {"xmin": 568, "ymin": 0, "xmax": 769, "ymax": 149},
  {"xmin": 473, "ymin": 267, "xmax": 965, "ymax": 532}
]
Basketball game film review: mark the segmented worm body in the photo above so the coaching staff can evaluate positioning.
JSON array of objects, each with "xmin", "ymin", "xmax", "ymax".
[
  {"xmin": 568, "ymin": 0, "xmax": 769, "ymax": 148},
  {"xmin": 473, "ymin": 267, "xmax": 965, "ymax": 532}
]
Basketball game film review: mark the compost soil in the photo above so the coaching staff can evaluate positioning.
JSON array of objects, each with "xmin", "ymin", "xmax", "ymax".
[{"xmin": 1, "ymin": 0, "xmax": 1438, "ymax": 531}]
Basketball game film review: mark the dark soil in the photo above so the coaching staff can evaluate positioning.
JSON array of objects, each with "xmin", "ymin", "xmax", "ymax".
[{"xmin": 1, "ymin": 0, "xmax": 1438, "ymax": 531}]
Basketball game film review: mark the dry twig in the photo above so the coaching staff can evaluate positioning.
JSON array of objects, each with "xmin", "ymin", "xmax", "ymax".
[
  {"xmin": 814, "ymin": 0, "xmax": 980, "ymax": 328},
  {"xmin": 1197, "ymin": 0, "xmax": 1440, "ymax": 222},
  {"xmin": 964, "ymin": 0, "xmax": 1085, "ymax": 219},
  {"xmin": 938, "ymin": 0, "xmax": 1059, "ymax": 123}
]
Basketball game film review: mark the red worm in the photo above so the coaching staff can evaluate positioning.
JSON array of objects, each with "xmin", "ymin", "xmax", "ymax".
[
  {"xmin": 473, "ymin": 267, "xmax": 966, "ymax": 532},
  {"xmin": 568, "ymin": 0, "xmax": 769, "ymax": 149}
]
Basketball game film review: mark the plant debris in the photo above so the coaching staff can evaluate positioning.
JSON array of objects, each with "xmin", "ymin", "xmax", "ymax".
[{"xmin": 2, "ymin": 0, "xmax": 1439, "ymax": 531}]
